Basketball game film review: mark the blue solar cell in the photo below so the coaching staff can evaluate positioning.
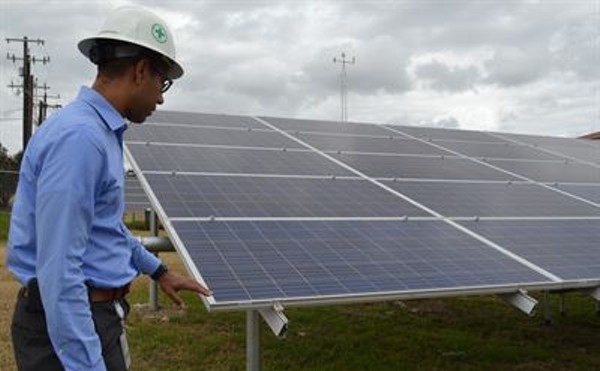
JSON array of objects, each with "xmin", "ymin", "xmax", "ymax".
[
  {"xmin": 174, "ymin": 220, "xmax": 550, "ymax": 304},
  {"xmin": 261, "ymin": 116, "xmax": 392, "ymax": 136},
  {"xmin": 460, "ymin": 220, "xmax": 600, "ymax": 280},
  {"xmin": 387, "ymin": 125, "xmax": 504, "ymax": 143},
  {"xmin": 486, "ymin": 159, "xmax": 600, "ymax": 183},
  {"xmin": 332, "ymin": 153, "xmax": 517, "ymax": 181},
  {"xmin": 126, "ymin": 124, "xmax": 302, "ymax": 149},
  {"xmin": 499, "ymin": 133, "xmax": 597, "ymax": 149},
  {"xmin": 552, "ymin": 184, "xmax": 600, "ymax": 204},
  {"xmin": 124, "ymin": 177, "xmax": 150, "ymax": 213},
  {"xmin": 127, "ymin": 143, "xmax": 351, "ymax": 176},
  {"xmin": 383, "ymin": 181, "xmax": 600, "ymax": 217},
  {"xmin": 295, "ymin": 132, "xmax": 450, "ymax": 156},
  {"xmin": 148, "ymin": 110, "xmax": 267, "ymax": 129},
  {"xmin": 142, "ymin": 174, "xmax": 430, "ymax": 218},
  {"xmin": 432, "ymin": 140, "xmax": 561, "ymax": 161},
  {"xmin": 537, "ymin": 146, "xmax": 600, "ymax": 163}
]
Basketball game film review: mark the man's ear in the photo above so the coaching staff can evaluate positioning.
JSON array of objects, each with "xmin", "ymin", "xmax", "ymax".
[{"xmin": 133, "ymin": 58, "xmax": 149, "ymax": 85}]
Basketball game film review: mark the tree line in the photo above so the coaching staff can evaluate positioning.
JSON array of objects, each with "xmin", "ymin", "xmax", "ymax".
[{"xmin": 0, "ymin": 143, "xmax": 22, "ymax": 209}]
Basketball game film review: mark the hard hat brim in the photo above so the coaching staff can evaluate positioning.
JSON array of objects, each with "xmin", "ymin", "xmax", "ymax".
[{"xmin": 78, "ymin": 35, "xmax": 184, "ymax": 80}]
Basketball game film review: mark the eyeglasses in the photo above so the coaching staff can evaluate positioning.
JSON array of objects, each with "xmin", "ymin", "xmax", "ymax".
[
  {"xmin": 159, "ymin": 77, "xmax": 173, "ymax": 93},
  {"xmin": 150, "ymin": 63, "xmax": 173, "ymax": 93}
]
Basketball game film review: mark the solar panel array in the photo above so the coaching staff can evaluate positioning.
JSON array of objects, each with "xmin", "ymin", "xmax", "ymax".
[{"xmin": 125, "ymin": 112, "xmax": 600, "ymax": 310}]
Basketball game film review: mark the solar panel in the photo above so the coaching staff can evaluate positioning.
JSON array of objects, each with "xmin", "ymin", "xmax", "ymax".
[
  {"xmin": 460, "ymin": 219, "xmax": 600, "ymax": 280},
  {"xmin": 125, "ymin": 176, "xmax": 150, "ymax": 213},
  {"xmin": 263, "ymin": 116, "xmax": 392, "ymax": 136},
  {"xmin": 126, "ymin": 110, "xmax": 600, "ymax": 313},
  {"xmin": 429, "ymin": 140, "xmax": 561, "ymax": 161},
  {"xmin": 389, "ymin": 125, "xmax": 505, "ymax": 143},
  {"xmin": 126, "ymin": 124, "xmax": 303, "ymax": 149},
  {"xmin": 383, "ymin": 181, "xmax": 600, "ymax": 217},
  {"xmin": 551, "ymin": 184, "xmax": 600, "ymax": 204},
  {"xmin": 127, "ymin": 143, "xmax": 351, "ymax": 176},
  {"xmin": 331, "ymin": 153, "xmax": 517, "ymax": 181},
  {"xmin": 148, "ymin": 110, "xmax": 267, "ymax": 129},
  {"xmin": 174, "ymin": 220, "xmax": 551, "ymax": 304},
  {"xmin": 142, "ymin": 174, "xmax": 429, "ymax": 218},
  {"xmin": 498, "ymin": 132, "xmax": 597, "ymax": 149},
  {"xmin": 295, "ymin": 132, "xmax": 451, "ymax": 156},
  {"xmin": 486, "ymin": 158, "xmax": 600, "ymax": 183},
  {"xmin": 534, "ymin": 146, "xmax": 600, "ymax": 163}
]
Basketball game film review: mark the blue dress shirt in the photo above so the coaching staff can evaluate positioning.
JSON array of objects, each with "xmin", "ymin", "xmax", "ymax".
[{"xmin": 7, "ymin": 86, "xmax": 161, "ymax": 371}]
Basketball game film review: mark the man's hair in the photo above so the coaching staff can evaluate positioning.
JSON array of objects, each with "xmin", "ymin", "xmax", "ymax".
[
  {"xmin": 93, "ymin": 40, "xmax": 169, "ymax": 79},
  {"xmin": 98, "ymin": 56, "xmax": 144, "ymax": 79}
]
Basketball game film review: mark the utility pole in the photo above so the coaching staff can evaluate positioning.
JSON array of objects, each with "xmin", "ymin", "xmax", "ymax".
[
  {"xmin": 6, "ymin": 37, "xmax": 49, "ymax": 151},
  {"xmin": 35, "ymin": 81, "xmax": 61, "ymax": 125},
  {"xmin": 333, "ymin": 52, "xmax": 355, "ymax": 123}
]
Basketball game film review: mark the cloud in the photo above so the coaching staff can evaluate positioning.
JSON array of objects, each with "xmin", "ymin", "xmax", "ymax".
[
  {"xmin": 1, "ymin": 0, "xmax": 599, "ymax": 154},
  {"xmin": 413, "ymin": 59, "xmax": 482, "ymax": 92},
  {"xmin": 483, "ymin": 46, "xmax": 551, "ymax": 87},
  {"xmin": 549, "ymin": 13, "xmax": 600, "ymax": 80}
]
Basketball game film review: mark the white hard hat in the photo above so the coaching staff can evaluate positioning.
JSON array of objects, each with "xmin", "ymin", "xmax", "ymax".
[{"xmin": 78, "ymin": 6, "xmax": 184, "ymax": 79}]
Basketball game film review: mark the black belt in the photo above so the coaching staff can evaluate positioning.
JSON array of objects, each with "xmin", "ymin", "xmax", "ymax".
[{"xmin": 23, "ymin": 281, "xmax": 131, "ymax": 303}]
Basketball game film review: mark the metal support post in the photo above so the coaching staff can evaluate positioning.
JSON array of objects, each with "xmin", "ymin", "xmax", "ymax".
[
  {"xmin": 247, "ymin": 310, "xmax": 261, "ymax": 371},
  {"xmin": 149, "ymin": 209, "xmax": 159, "ymax": 311},
  {"xmin": 559, "ymin": 293, "xmax": 566, "ymax": 317},
  {"xmin": 544, "ymin": 291, "xmax": 552, "ymax": 325}
]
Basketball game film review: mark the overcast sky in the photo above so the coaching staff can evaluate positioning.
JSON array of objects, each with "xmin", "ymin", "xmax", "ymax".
[{"xmin": 1, "ymin": 0, "xmax": 599, "ymax": 154}]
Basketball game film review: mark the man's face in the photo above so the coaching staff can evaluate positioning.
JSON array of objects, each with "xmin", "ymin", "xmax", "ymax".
[{"xmin": 126, "ymin": 58, "xmax": 170, "ymax": 124}]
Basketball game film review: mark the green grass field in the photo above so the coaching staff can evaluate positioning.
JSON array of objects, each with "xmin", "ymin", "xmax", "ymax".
[
  {"xmin": 1, "ymin": 218, "xmax": 600, "ymax": 370},
  {"xmin": 0, "ymin": 212, "xmax": 9, "ymax": 241}
]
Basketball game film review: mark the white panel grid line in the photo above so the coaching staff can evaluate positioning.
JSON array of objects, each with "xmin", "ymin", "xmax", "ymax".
[
  {"xmin": 382, "ymin": 126, "xmax": 600, "ymax": 210},
  {"xmin": 285, "ymin": 129, "xmax": 399, "ymax": 140},
  {"xmin": 542, "ymin": 181, "xmax": 600, "ymax": 186},
  {"xmin": 253, "ymin": 116, "xmax": 565, "ymax": 283},
  {"xmin": 374, "ymin": 178, "xmax": 532, "ymax": 184},
  {"xmin": 145, "ymin": 121, "xmax": 275, "ymax": 133},
  {"xmin": 488, "ymin": 132, "xmax": 600, "ymax": 170},
  {"xmin": 125, "ymin": 141, "xmax": 312, "ymax": 153},
  {"xmin": 167, "ymin": 215, "xmax": 600, "ymax": 223},
  {"xmin": 123, "ymin": 145, "xmax": 218, "ymax": 309},
  {"xmin": 140, "ymin": 170, "xmax": 364, "ymax": 180},
  {"xmin": 169, "ymin": 216, "xmax": 442, "ymax": 222},
  {"xmin": 322, "ymin": 150, "xmax": 452, "ymax": 159}
]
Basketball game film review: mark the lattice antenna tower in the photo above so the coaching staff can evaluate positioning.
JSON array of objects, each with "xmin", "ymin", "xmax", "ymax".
[{"xmin": 333, "ymin": 52, "xmax": 355, "ymax": 123}]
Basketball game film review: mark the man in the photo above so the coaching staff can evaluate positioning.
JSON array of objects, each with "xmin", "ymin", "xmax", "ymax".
[{"xmin": 7, "ymin": 6, "xmax": 211, "ymax": 371}]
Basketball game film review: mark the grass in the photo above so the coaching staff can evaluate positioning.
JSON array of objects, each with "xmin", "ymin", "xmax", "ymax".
[
  {"xmin": 1, "ymin": 222, "xmax": 600, "ymax": 370},
  {"xmin": 0, "ymin": 211, "xmax": 9, "ymax": 241}
]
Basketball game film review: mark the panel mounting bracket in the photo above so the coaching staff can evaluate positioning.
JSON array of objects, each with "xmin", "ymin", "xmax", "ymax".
[
  {"xmin": 499, "ymin": 289, "xmax": 538, "ymax": 316},
  {"xmin": 259, "ymin": 302, "xmax": 288, "ymax": 338}
]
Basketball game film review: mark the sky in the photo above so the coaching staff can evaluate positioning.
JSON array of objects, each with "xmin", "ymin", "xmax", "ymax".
[{"xmin": 1, "ymin": 0, "xmax": 599, "ymax": 154}]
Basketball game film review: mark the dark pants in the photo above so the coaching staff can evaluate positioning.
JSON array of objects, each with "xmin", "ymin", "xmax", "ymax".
[{"xmin": 11, "ymin": 281, "xmax": 130, "ymax": 371}]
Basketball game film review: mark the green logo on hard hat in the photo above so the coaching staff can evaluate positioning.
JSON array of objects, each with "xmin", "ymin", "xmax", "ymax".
[{"xmin": 151, "ymin": 23, "xmax": 168, "ymax": 44}]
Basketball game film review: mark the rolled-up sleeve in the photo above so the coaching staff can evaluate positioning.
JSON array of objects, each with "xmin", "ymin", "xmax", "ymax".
[
  {"xmin": 35, "ymin": 127, "xmax": 107, "ymax": 371},
  {"xmin": 125, "ymin": 227, "xmax": 162, "ymax": 275}
]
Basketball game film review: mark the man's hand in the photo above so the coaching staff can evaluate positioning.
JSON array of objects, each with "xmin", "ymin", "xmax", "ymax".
[{"xmin": 157, "ymin": 271, "xmax": 212, "ymax": 307}]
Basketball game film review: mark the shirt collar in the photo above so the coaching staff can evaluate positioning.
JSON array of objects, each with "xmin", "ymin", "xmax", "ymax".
[{"xmin": 77, "ymin": 86, "xmax": 127, "ymax": 132}]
